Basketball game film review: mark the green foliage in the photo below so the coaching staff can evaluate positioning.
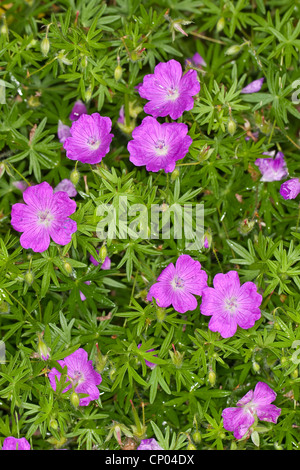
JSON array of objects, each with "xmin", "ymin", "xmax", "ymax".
[{"xmin": 0, "ymin": 0, "xmax": 299, "ymax": 451}]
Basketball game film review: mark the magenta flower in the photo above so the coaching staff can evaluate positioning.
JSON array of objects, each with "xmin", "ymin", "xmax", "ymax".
[
  {"xmin": 127, "ymin": 116, "xmax": 192, "ymax": 173},
  {"xmin": 280, "ymin": 178, "xmax": 300, "ymax": 200},
  {"xmin": 241, "ymin": 78, "xmax": 264, "ymax": 94},
  {"xmin": 137, "ymin": 438, "xmax": 163, "ymax": 450},
  {"xmin": 54, "ymin": 179, "xmax": 77, "ymax": 198},
  {"xmin": 255, "ymin": 151, "xmax": 288, "ymax": 182},
  {"xmin": 57, "ymin": 120, "xmax": 71, "ymax": 144},
  {"xmin": 80, "ymin": 280, "xmax": 91, "ymax": 301},
  {"xmin": 69, "ymin": 100, "xmax": 87, "ymax": 121},
  {"xmin": 11, "ymin": 182, "xmax": 77, "ymax": 253},
  {"xmin": 222, "ymin": 382, "xmax": 281, "ymax": 440},
  {"xmin": 186, "ymin": 52, "xmax": 206, "ymax": 68},
  {"xmin": 200, "ymin": 271, "xmax": 262, "ymax": 338},
  {"xmin": 137, "ymin": 343, "xmax": 157, "ymax": 369},
  {"xmin": 204, "ymin": 237, "xmax": 209, "ymax": 249},
  {"xmin": 138, "ymin": 59, "xmax": 200, "ymax": 120},
  {"xmin": 63, "ymin": 113, "xmax": 114, "ymax": 164},
  {"xmin": 147, "ymin": 254, "xmax": 208, "ymax": 314},
  {"xmin": 2, "ymin": 437, "xmax": 31, "ymax": 450},
  {"xmin": 90, "ymin": 252, "xmax": 111, "ymax": 270},
  {"xmin": 48, "ymin": 348, "xmax": 102, "ymax": 406}
]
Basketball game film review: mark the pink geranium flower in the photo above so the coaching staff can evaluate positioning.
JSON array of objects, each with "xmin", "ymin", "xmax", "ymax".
[
  {"xmin": 48, "ymin": 348, "xmax": 102, "ymax": 406},
  {"xmin": 127, "ymin": 116, "xmax": 192, "ymax": 173},
  {"xmin": 63, "ymin": 113, "xmax": 114, "ymax": 164},
  {"xmin": 280, "ymin": 178, "xmax": 300, "ymax": 200},
  {"xmin": 147, "ymin": 254, "xmax": 208, "ymax": 314},
  {"xmin": 69, "ymin": 100, "xmax": 87, "ymax": 121},
  {"xmin": 200, "ymin": 271, "xmax": 262, "ymax": 338},
  {"xmin": 138, "ymin": 59, "xmax": 200, "ymax": 120},
  {"xmin": 241, "ymin": 78, "xmax": 264, "ymax": 94},
  {"xmin": 255, "ymin": 151, "xmax": 288, "ymax": 182},
  {"xmin": 137, "ymin": 438, "xmax": 163, "ymax": 450},
  {"xmin": 54, "ymin": 179, "xmax": 77, "ymax": 198},
  {"xmin": 11, "ymin": 181, "xmax": 77, "ymax": 253},
  {"xmin": 222, "ymin": 382, "xmax": 281, "ymax": 440},
  {"xmin": 2, "ymin": 437, "xmax": 31, "ymax": 450}
]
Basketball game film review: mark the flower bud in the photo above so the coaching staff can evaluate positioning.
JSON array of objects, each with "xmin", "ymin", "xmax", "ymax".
[
  {"xmin": 70, "ymin": 169, "xmax": 80, "ymax": 186},
  {"xmin": 156, "ymin": 307, "xmax": 166, "ymax": 323},
  {"xmin": 41, "ymin": 37, "xmax": 50, "ymax": 57},
  {"xmin": 227, "ymin": 118, "xmax": 237, "ymax": 136},
  {"xmin": 114, "ymin": 65, "xmax": 123, "ymax": 82},
  {"xmin": 70, "ymin": 391, "xmax": 80, "ymax": 408},
  {"xmin": 95, "ymin": 344, "xmax": 108, "ymax": 373},
  {"xmin": 187, "ymin": 442, "xmax": 197, "ymax": 450},
  {"xmin": 216, "ymin": 17, "xmax": 225, "ymax": 32},
  {"xmin": 171, "ymin": 168, "xmax": 180, "ymax": 181},
  {"xmin": 208, "ymin": 370, "xmax": 216, "ymax": 387},
  {"xmin": 291, "ymin": 369, "xmax": 298, "ymax": 379},
  {"xmin": 0, "ymin": 163, "xmax": 5, "ymax": 179},
  {"xmin": 0, "ymin": 301, "xmax": 10, "ymax": 314},
  {"xmin": 252, "ymin": 361, "xmax": 260, "ymax": 373},
  {"xmin": 99, "ymin": 245, "xmax": 107, "ymax": 263},
  {"xmin": 24, "ymin": 270, "xmax": 34, "ymax": 286},
  {"xmin": 63, "ymin": 262, "xmax": 73, "ymax": 275},
  {"xmin": 230, "ymin": 441, "xmax": 237, "ymax": 450},
  {"xmin": 50, "ymin": 418, "xmax": 58, "ymax": 430},
  {"xmin": 37, "ymin": 333, "xmax": 50, "ymax": 360},
  {"xmin": 192, "ymin": 431, "xmax": 201, "ymax": 444},
  {"xmin": 225, "ymin": 45, "xmax": 241, "ymax": 56},
  {"xmin": 85, "ymin": 86, "xmax": 92, "ymax": 102}
]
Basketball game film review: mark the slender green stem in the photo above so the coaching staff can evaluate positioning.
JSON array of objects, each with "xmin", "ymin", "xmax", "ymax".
[{"xmin": 124, "ymin": 92, "xmax": 130, "ymax": 127}]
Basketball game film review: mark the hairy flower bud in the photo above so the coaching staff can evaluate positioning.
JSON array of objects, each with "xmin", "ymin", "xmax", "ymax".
[
  {"xmin": 63, "ymin": 261, "xmax": 73, "ymax": 275},
  {"xmin": 208, "ymin": 370, "xmax": 216, "ymax": 386},
  {"xmin": 41, "ymin": 37, "xmax": 50, "ymax": 57},
  {"xmin": 171, "ymin": 168, "xmax": 180, "ymax": 181},
  {"xmin": 192, "ymin": 431, "xmax": 201, "ymax": 444},
  {"xmin": 37, "ymin": 333, "xmax": 50, "ymax": 360},
  {"xmin": 99, "ymin": 245, "xmax": 107, "ymax": 263},
  {"xmin": 50, "ymin": 418, "xmax": 58, "ymax": 430},
  {"xmin": 227, "ymin": 118, "xmax": 237, "ymax": 136},
  {"xmin": 24, "ymin": 270, "xmax": 34, "ymax": 286},
  {"xmin": 70, "ymin": 391, "xmax": 80, "ymax": 408},
  {"xmin": 216, "ymin": 17, "xmax": 225, "ymax": 32},
  {"xmin": 225, "ymin": 45, "xmax": 241, "ymax": 56},
  {"xmin": 114, "ymin": 65, "xmax": 123, "ymax": 82},
  {"xmin": 70, "ymin": 169, "xmax": 80, "ymax": 186}
]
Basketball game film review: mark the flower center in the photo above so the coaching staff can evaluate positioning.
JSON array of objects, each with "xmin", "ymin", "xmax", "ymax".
[
  {"xmin": 71, "ymin": 370, "xmax": 84, "ymax": 386},
  {"xmin": 172, "ymin": 275, "xmax": 185, "ymax": 290},
  {"xmin": 155, "ymin": 140, "xmax": 168, "ymax": 156},
  {"xmin": 224, "ymin": 296, "xmax": 238, "ymax": 313},
  {"xmin": 37, "ymin": 209, "xmax": 53, "ymax": 227},
  {"xmin": 87, "ymin": 136, "xmax": 100, "ymax": 150},
  {"xmin": 166, "ymin": 86, "xmax": 179, "ymax": 101}
]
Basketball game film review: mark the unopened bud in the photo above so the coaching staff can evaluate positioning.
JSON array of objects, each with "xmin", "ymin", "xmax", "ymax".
[
  {"xmin": 114, "ymin": 65, "xmax": 123, "ymax": 82},
  {"xmin": 95, "ymin": 344, "xmax": 108, "ymax": 373},
  {"xmin": 187, "ymin": 442, "xmax": 197, "ymax": 450},
  {"xmin": 37, "ymin": 333, "xmax": 50, "ymax": 360},
  {"xmin": 99, "ymin": 245, "xmax": 107, "ymax": 263},
  {"xmin": 63, "ymin": 262, "xmax": 73, "ymax": 275},
  {"xmin": 0, "ymin": 24, "xmax": 8, "ymax": 35},
  {"xmin": 227, "ymin": 118, "xmax": 237, "ymax": 136},
  {"xmin": 252, "ymin": 361, "xmax": 260, "ymax": 373},
  {"xmin": 85, "ymin": 86, "xmax": 92, "ymax": 102},
  {"xmin": 70, "ymin": 391, "xmax": 80, "ymax": 408},
  {"xmin": 0, "ymin": 163, "xmax": 5, "ymax": 179},
  {"xmin": 171, "ymin": 168, "xmax": 180, "ymax": 181},
  {"xmin": 50, "ymin": 418, "xmax": 58, "ymax": 430},
  {"xmin": 156, "ymin": 307, "xmax": 166, "ymax": 323},
  {"xmin": 225, "ymin": 45, "xmax": 241, "ymax": 56},
  {"xmin": 291, "ymin": 369, "xmax": 298, "ymax": 379},
  {"xmin": 24, "ymin": 270, "xmax": 34, "ymax": 286},
  {"xmin": 216, "ymin": 17, "xmax": 225, "ymax": 32},
  {"xmin": 41, "ymin": 37, "xmax": 50, "ymax": 57},
  {"xmin": 230, "ymin": 441, "xmax": 237, "ymax": 450},
  {"xmin": 208, "ymin": 370, "xmax": 216, "ymax": 386},
  {"xmin": 70, "ymin": 169, "xmax": 80, "ymax": 186},
  {"xmin": 192, "ymin": 431, "xmax": 201, "ymax": 444}
]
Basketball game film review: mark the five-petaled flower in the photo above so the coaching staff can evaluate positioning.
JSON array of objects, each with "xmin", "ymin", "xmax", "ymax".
[
  {"xmin": 255, "ymin": 151, "xmax": 288, "ymax": 182},
  {"xmin": 64, "ymin": 113, "xmax": 114, "ymax": 164},
  {"xmin": 2, "ymin": 437, "xmax": 31, "ymax": 450},
  {"xmin": 137, "ymin": 438, "xmax": 163, "ymax": 450},
  {"xmin": 138, "ymin": 59, "xmax": 200, "ymax": 120},
  {"xmin": 127, "ymin": 116, "xmax": 192, "ymax": 173},
  {"xmin": 222, "ymin": 382, "xmax": 281, "ymax": 440},
  {"xmin": 200, "ymin": 271, "xmax": 262, "ymax": 338},
  {"xmin": 147, "ymin": 254, "xmax": 208, "ymax": 314},
  {"xmin": 11, "ymin": 181, "xmax": 77, "ymax": 253},
  {"xmin": 48, "ymin": 348, "xmax": 102, "ymax": 406}
]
